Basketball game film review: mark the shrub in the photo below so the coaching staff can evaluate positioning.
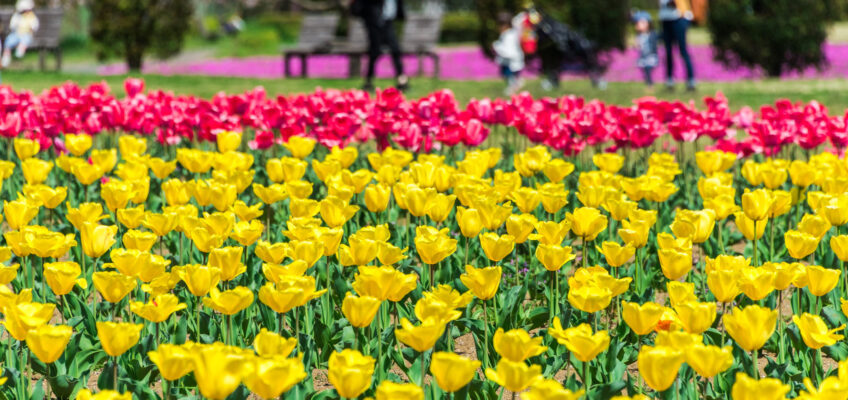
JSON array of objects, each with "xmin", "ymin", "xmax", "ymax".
[
  {"xmin": 440, "ymin": 11, "xmax": 480, "ymax": 43},
  {"xmin": 90, "ymin": 0, "xmax": 193, "ymax": 71},
  {"xmin": 708, "ymin": 0, "xmax": 830, "ymax": 77}
]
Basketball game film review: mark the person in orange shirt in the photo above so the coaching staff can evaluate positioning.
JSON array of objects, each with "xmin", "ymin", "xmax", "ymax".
[{"xmin": 659, "ymin": 0, "xmax": 695, "ymax": 91}]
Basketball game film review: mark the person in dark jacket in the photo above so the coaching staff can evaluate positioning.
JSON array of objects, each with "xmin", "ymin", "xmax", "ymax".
[{"xmin": 351, "ymin": 0, "xmax": 409, "ymax": 91}]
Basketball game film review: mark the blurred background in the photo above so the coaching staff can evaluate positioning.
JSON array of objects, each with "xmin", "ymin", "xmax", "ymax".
[{"xmin": 3, "ymin": 0, "xmax": 848, "ymax": 107}]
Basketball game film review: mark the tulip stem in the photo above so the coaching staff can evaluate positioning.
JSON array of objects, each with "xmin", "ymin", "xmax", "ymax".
[
  {"xmin": 717, "ymin": 222, "xmax": 724, "ymax": 255},
  {"xmin": 113, "ymin": 356, "xmax": 119, "ymax": 390},
  {"xmin": 750, "ymin": 349, "xmax": 758, "ymax": 378},
  {"xmin": 752, "ymin": 220, "xmax": 759, "ymax": 266},
  {"xmin": 768, "ymin": 219, "xmax": 775, "ymax": 262},
  {"xmin": 483, "ymin": 301, "xmax": 489, "ymax": 370},
  {"xmin": 582, "ymin": 359, "xmax": 591, "ymax": 390},
  {"xmin": 777, "ymin": 291, "xmax": 785, "ymax": 363},
  {"xmin": 817, "ymin": 348, "xmax": 824, "ymax": 386},
  {"xmin": 162, "ymin": 378, "xmax": 170, "ymax": 400},
  {"xmin": 635, "ymin": 248, "xmax": 642, "ymax": 295}
]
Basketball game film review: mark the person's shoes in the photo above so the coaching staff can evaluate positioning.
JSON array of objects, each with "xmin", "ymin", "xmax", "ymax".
[
  {"xmin": 665, "ymin": 80, "xmax": 675, "ymax": 92},
  {"xmin": 395, "ymin": 75, "xmax": 409, "ymax": 92},
  {"xmin": 540, "ymin": 78, "xmax": 554, "ymax": 91},
  {"xmin": 686, "ymin": 80, "xmax": 697, "ymax": 92},
  {"xmin": 14, "ymin": 47, "xmax": 24, "ymax": 58},
  {"xmin": 1, "ymin": 54, "xmax": 10, "ymax": 68},
  {"xmin": 361, "ymin": 81, "xmax": 375, "ymax": 92}
]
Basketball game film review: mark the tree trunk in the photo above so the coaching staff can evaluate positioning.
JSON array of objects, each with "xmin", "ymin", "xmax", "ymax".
[{"xmin": 126, "ymin": 46, "xmax": 144, "ymax": 72}]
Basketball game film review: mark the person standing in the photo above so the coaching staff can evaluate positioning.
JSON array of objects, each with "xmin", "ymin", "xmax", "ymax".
[
  {"xmin": 350, "ymin": 0, "xmax": 409, "ymax": 92},
  {"xmin": 659, "ymin": 0, "xmax": 695, "ymax": 91}
]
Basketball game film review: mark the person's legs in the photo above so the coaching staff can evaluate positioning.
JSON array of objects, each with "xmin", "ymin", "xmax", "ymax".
[
  {"xmin": 642, "ymin": 66, "xmax": 654, "ymax": 86},
  {"xmin": 15, "ymin": 35, "xmax": 32, "ymax": 58},
  {"xmin": 674, "ymin": 19, "xmax": 696, "ymax": 89},
  {"xmin": 364, "ymin": 19, "xmax": 383, "ymax": 88},
  {"xmin": 2, "ymin": 33, "xmax": 20, "ymax": 67},
  {"xmin": 661, "ymin": 20, "xmax": 676, "ymax": 87},
  {"xmin": 381, "ymin": 20, "xmax": 404, "ymax": 78}
]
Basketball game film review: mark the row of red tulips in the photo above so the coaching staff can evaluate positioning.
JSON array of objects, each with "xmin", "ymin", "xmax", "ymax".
[{"xmin": 0, "ymin": 78, "xmax": 845, "ymax": 157}]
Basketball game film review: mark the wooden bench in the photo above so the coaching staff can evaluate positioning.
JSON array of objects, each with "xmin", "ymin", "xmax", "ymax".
[
  {"xmin": 0, "ymin": 7, "xmax": 63, "ymax": 71},
  {"xmin": 328, "ymin": 13, "xmax": 442, "ymax": 78},
  {"xmin": 282, "ymin": 13, "xmax": 340, "ymax": 77}
]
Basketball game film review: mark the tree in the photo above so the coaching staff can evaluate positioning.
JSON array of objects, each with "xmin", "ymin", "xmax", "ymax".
[
  {"xmin": 90, "ymin": 0, "xmax": 194, "ymax": 71},
  {"xmin": 474, "ymin": 0, "xmax": 629, "ymax": 60},
  {"xmin": 708, "ymin": 0, "xmax": 830, "ymax": 77}
]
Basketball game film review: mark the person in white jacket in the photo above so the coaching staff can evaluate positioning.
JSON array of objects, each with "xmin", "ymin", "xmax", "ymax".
[
  {"xmin": 493, "ymin": 13, "xmax": 524, "ymax": 95},
  {"xmin": 2, "ymin": 0, "xmax": 39, "ymax": 68}
]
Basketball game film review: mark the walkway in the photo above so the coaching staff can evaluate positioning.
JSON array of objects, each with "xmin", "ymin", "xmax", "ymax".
[{"xmin": 96, "ymin": 44, "xmax": 848, "ymax": 82}]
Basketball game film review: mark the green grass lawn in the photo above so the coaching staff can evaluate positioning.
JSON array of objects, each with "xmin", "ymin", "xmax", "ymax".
[{"xmin": 5, "ymin": 70, "xmax": 848, "ymax": 111}]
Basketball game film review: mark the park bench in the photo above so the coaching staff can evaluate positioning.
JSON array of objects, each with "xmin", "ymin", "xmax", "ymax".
[
  {"xmin": 0, "ymin": 7, "xmax": 63, "ymax": 71},
  {"xmin": 328, "ymin": 13, "xmax": 442, "ymax": 78},
  {"xmin": 282, "ymin": 13, "xmax": 341, "ymax": 77}
]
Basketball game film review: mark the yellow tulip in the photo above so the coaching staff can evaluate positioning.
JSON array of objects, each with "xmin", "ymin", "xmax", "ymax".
[
  {"xmin": 22, "ymin": 184, "xmax": 67, "ymax": 209},
  {"xmin": 534, "ymin": 244, "xmax": 576, "ymax": 272},
  {"xmin": 426, "ymin": 193, "xmax": 457, "ymax": 223},
  {"xmin": 414, "ymin": 226, "xmax": 457, "ymax": 265},
  {"xmin": 637, "ymin": 345, "xmax": 684, "ymax": 391},
  {"xmin": 192, "ymin": 342, "xmax": 251, "ymax": 400},
  {"xmin": 806, "ymin": 265, "xmax": 841, "ymax": 296},
  {"xmin": 147, "ymin": 343, "xmax": 194, "ymax": 381},
  {"xmin": 617, "ymin": 219, "xmax": 652, "ymax": 249},
  {"xmin": 596, "ymin": 241, "xmax": 634, "ymax": 267},
  {"xmin": 568, "ymin": 285, "xmax": 612, "ymax": 314},
  {"xmin": 423, "ymin": 285, "xmax": 474, "ymax": 310},
  {"xmin": 658, "ymin": 248, "xmax": 692, "ymax": 280},
  {"xmin": 485, "ymin": 359, "xmax": 543, "ymax": 393},
  {"xmin": 364, "ymin": 184, "xmax": 391, "ymax": 213},
  {"xmin": 117, "ymin": 205, "xmax": 146, "ymax": 229},
  {"xmin": 253, "ymin": 328, "xmax": 297, "ymax": 357},
  {"xmin": 548, "ymin": 320, "xmax": 609, "ymax": 362},
  {"xmin": 215, "ymin": 131, "xmax": 242, "ymax": 153},
  {"xmin": 568, "ymin": 207, "xmax": 608, "ymax": 241},
  {"xmin": 25, "ymin": 324, "xmax": 72, "ymax": 364},
  {"xmin": 43, "ymin": 261, "xmax": 83, "ymax": 296},
  {"xmin": 208, "ymin": 246, "xmax": 246, "ymax": 281},
  {"xmin": 203, "ymin": 287, "xmax": 254, "ymax": 315},
  {"xmin": 4, "ymin": 199, "xmax": 38, "ymax": 230},
  {"xmin": 784, "ymin": 230, "xmax": 819, "ymax": 260},
  {"xmin": 529, "ymin": 219, "xmax": 571, "ymax": 246},
  {"xmin": 374, "ymin": 381, "xmax": 423, "ymax": 400},
  {"xmin": 832, "ymin": 235, "xmax": 848, "ymax": 262},
  {"xmin": 543, "ymin": 159, "xmax": 575, "ymax": 182},
  {"xmin": 621, "ymin": 301, "xmax": 665, "ymax": 335},
  {"xmin": 130, "ymin": 293, "xmax": 186, "ymax": 323},
  {"xmin": 97, "ymin": 321, "xmax": 143, "ymax": 357},
  {"xmin": 707, "ymin": 269, "xmax": 741, "ymax": 303},
  {"xmin": 328, "ymin": 349, "xmax": 375, "ymax": 399},
  {"xmin": 244, "ymin": 355, "xmax": 307, "ymax": 399},
  {"xmin": 670, "ymin": 209, "xmax": 716, "ymax": 244},
  {"xmin": 538, "ymin": 184, "xmax": 569, "ymax": 214},
  {"xmin": 429, "ymin": 351, "xmax": 480, "ymax": 393},
  {"xmin": 2, "ymin": 301, "xmax": 54, "ymax": 341},
  {"xmin": 14, "ymin": 137, "xmax": 39, "ymax": 159},
  {"xmin": 459, "ymin": 265, "xmax": 501, "ymax": 301},
  {"xmin": 456, "ymin": 206, "xmax": 483, "ymax": 238},
  {"xmin": 257, "ymin": 276, "xmax": 326, "ymax": 314},
  {"xmin": 319, "ymin": 196, "xmax": 358, "ymax": 228},
  {"xmin": 342, "ymin": 292, "xmax": 381, "ymax": 328},
  {"xmin": 80, "ymin": 222, "xmax": 117, "ymax": 258},
  {"xmin": 741, "ymin": 189, "xmax": 773, "ymax": 221},
  {"xmin": 793, "ymin": 313, "xmax": 845, "ymax": 349},
  {"xmin": 593, "ymin": 153, "xmax": 624, "ymax": 173},
  {"xmin": 479, "ymin": 232, "xmax": 515, "ymax": 262},
  {"xmin": 92, "ymin": 271, "xmax": 137, "ymax": 303},
  {"xmin": 673, "ymin": 301, "xmax": 717, "ymax": 334},
  {"xmin": 70, "ymin": 162, "xmax": 104, "ymax": 186},
  {"xmin": 731, "ymin": 372, "xmax": 790, "ymax": 400},
  {"xmin": 723, "ymin": 305, "xmax": 777, "ymax": 351},
  {"xmin": 395, "ymin": 317, "xmax": 445, "ymax": 352},
  {"xmin": 282, "ymin": 136, "xmax": 316, "ymax": 159},
  {"xmin": 685, "ymin": 344, "xmax": 733, "ymax": 378},
  {"xmin": 75, "ymin": 389, "xmax": 133, "ymax": 400},
  {"xmin": 493, "ymin": 327, "xmax": 546, "ymax": 362}
]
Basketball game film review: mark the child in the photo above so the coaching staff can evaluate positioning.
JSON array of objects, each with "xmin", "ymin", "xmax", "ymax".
[
  {"xmin": 633, "ymin": 11, "xmax": 658, "ymax": 90},
  {"xmin": 2, "ymin": 0, "xmax": 39, "ymax": 68},
  {"xmin": 493, "ymin": 12, "xmax": 524, "ymax": 95}
]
